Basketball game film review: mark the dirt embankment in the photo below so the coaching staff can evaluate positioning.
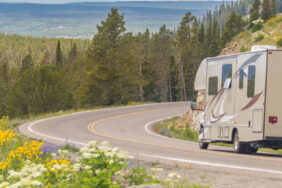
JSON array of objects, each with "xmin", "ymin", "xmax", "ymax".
[{"xmin": 172, "ymin": 90, "xmax": 205, "ymax": 131}]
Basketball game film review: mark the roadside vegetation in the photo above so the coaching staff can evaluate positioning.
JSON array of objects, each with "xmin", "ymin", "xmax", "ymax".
[
  {"xmin": 0, "ymin": 117, "xmax": 209, "ymax": 188},
  {"xmin": 154, "ymin": 117, "xmax": 198, "ymax": 142},
  {"xmin": 154, "ymin": 116, "xmax": 282, "ymax": 155},
  {"xmin": 221, "ymin": 13, "xmax": 282, "ymax": 54}
]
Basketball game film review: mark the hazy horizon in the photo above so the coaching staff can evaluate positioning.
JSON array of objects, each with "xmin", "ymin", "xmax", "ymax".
[
  {"xmin": 0, "ymin": 1, "xmax": 225, "ymax": 38},
  {"xmin": 0, "ymin": 0, "xmax": 228, "ymax": 4}
]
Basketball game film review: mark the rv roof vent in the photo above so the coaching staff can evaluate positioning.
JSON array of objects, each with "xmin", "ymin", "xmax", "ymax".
[{"xmin": 251, "ymin": 45, "xmax": 277, "ymax": 52}]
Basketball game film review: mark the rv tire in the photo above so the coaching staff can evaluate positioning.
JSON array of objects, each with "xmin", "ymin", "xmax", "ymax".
[
  {"xmin": 199, "ymin": 141, "xmax": 209, "ymax": 149},
  {"xmin": 199, "ymin": 127, "xmax": 209, "ymax": 149},
  {"xmin": 233, "ymin": 131, "xmax": 246, "ymax": 153}
]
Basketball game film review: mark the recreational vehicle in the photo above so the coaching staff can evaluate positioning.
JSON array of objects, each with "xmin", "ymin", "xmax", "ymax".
[{"xmin": 194, "ymin": 46, "xmax": 282, "ymax": 154}]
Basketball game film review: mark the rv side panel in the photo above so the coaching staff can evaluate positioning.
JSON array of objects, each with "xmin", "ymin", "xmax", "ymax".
[
  {"xmin": 264, "ymin": 50, "xmax": 282, "ymax": 140},
  {"xmin": 234, "ymin": 52, "xmax": 266, "ymax": 142}
]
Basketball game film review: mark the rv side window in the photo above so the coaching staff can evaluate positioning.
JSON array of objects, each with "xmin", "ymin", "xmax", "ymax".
[
  {"xmin": 208, "ymin": 77, "xmax": 218, "ymax": 96},
  {"xmin": 247, "ymin": 66, "xmax": 256, "ymax": 98},
  {"xmin": 222, "ymin": 64, "xmax": 232, "ymax": 87},
  {"xmin": 239, "ymin": 69, "xmax": 244, "ymax": 89}
]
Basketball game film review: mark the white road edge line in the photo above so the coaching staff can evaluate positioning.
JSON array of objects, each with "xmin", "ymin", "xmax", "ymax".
[
  {"xmin": 138, "ymin": 153, "xmax": 282, "ymax": 174},
  {"xmin": 27, "ymin": 118, "xmax": 88, "ymax": 146},
  {"xmin": 25, "ymin": 105, "xmax": 282, "ymax": 175},
  {"xmin": 26, "ymin": 102, "xmax": 187, "ymax": 146},
  {"xmin": 144, "ymin": 113, "xmax": 195, "ymax": 143}
]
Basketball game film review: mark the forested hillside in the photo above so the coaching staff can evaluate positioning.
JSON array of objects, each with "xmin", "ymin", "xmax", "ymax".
[
  {"xmin": 0, "ymin": 34, "xmax": 89, "ymax": 67},
  {"xmin": 0, "ymin": 0, "xmax": 280, "ymax": 118},
  {"xmin": 221, "ymin": 13, "xmax": 282, "ymax": 55}
]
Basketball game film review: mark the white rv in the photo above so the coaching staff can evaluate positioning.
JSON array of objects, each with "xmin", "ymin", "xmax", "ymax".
[{"xmin": 194, "ymin": 46, "xmax": 282, "ymax": 153}]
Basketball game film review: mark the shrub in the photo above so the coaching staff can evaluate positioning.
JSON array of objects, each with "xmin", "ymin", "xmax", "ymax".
[
  {"xmin": 276, "ymin": 37, "xmax": 282, "ymax": 47},
  {"xmin": 184, "ymin": 124, "xmax": 198, "ymax": 141},
  {"xmin": 0, "ymin": 133, "xmax": 159, "ymax": 188},
  {"xmin": 252, "ymin": 31, "xmax": 265, "ymax": 42},
  {"xmin": 267, "ymin": 14, "xmax": 282, "ymax": 26},
  {"xmin": 251, "ymin": 19, "xmax": 264, "ymax": 32},
  {"xmin": 240, "ymin": 46, "xmax": 248, "ymax": 52}
]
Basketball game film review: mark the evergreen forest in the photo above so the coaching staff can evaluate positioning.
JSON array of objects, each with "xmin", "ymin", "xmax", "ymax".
[{"xmin": 0, "ymin": 0, "xmax": 280, "ymax": 118}]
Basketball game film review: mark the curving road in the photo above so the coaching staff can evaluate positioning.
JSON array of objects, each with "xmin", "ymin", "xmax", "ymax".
[{"xmin": 19, "ymin": 102, "xmax": 282, "ymax": 178}]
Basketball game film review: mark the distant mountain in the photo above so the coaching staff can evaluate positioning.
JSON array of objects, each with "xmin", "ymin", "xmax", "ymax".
[{"xmin": 0, "ymin": 1, "xmax": 224, "ymax": 38}]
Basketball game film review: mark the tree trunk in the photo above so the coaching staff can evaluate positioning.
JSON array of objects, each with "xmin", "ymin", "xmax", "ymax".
[
  {"xmin": 138, "ymin": 48, "xmax": 144, "ymax": 101},
  {"xmin": 177, "ymin": 49, "xmax": 187, "ymax": 101}
]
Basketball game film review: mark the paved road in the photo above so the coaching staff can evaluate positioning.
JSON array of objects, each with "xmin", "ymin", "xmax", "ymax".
[{"xmin": 19, "ymin": 102, "xmax": 282, "ymax": 176}]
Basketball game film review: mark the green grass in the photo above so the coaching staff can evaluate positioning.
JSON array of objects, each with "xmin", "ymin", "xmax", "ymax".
[
  {"xmin": 154, "ymin": 116, "xmax": 198, "ymax": 142},
  {"xmin": 259, "ymin": 148, "xmax": 282, "ymax": 155},
  {"xmin": 155, "ymin": 118, "xmax": 232, "ymax": 147},
  {"xmin": 154, "ymin": 117, "xmax": 282, "ymax": 155},
  {"xmin": 226, "ymin": 14, "xmax": 282, "ymax": 52},
  {"xmin": 60, "ymin": 143, "xmax": 79, "ymax": 153}
]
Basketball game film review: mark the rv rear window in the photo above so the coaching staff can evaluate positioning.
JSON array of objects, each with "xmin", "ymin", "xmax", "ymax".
[
  {"xmin": 222, "ymin": 64, "xmax": 232, "ymax": 87},
  {"xmin": 208, "ymin": 77, "xmax": 218, "ymax": 95},
  {"xmin": 247, "ymin": 66, "xmax": 256, "ymax": 98},
  {"xmin": 239, "ymin": 69, "xmax": 244, "ymax": 89}
]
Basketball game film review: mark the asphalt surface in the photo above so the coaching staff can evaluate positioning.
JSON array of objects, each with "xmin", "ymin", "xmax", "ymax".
[{"xmin": 19, "ymin": 102, "xmax": 282, "ymax": 178}]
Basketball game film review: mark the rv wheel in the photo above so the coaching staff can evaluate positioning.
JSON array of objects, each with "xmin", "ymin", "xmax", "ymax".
[
  {"xmin": 199, "ymin": 140, "xmax": 209, "ymax": 149},
  {"xmin": 199, "ymin": 127, "xmax": 209, "ymax": 149},
  {"xmin": 233, "ymin": 131, "xmax": 246, "ymax": 153}
]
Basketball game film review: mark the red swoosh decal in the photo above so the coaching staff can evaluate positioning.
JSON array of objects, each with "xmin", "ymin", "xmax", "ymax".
[
  {"xmin": 210, "ymin": 112, "xmax": 226, "ymax": 123},
  {"xmin": 241, "ymin": 91, "xmax": 263, "ymax": 111},
  {"xmin": 216, "ymin": 89, "xmax": 224, "ymax": 104},
  {"xmin": 212, "ymin": 110, "xmax": 225, "ymax": 119},
  {"xmin": 210, "ymin": 110, "xmax": 226, "ymax": 123}
]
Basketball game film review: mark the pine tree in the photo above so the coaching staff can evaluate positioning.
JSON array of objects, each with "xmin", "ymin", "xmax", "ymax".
[
  {"xmin": 40, "ymin": 50, "xmax": 52, "ymax": 65},
  {"xmin": 81, "ymin": 8, "xmax": 138, "ymax": 105},
  {"xmin": 151, "ymin": 25, "xmax": 174, "ymax": 102},
  {"xmin": 8, "ymin": 65, "xmax": 73, "ymax": 117},
  {"xmin": 176, "ymin": 12, "xmax": 196, "ymax": 101},
  {"xmin": 272, "ymin": 0, "xmax": 278, "ymax": 16},
  {"xmin": 177, "ymin": 12, "xmax": 195, "ymax": 48},
  {"xmin": 221, "ymin": 11, "xmax": 244, "ymax": 48},
  {"xmin": 198, "ymin": 23, "xmax": 205, "ymax": 43},
  {"xmin": 249, "ymin": 0, "xmax": 261, "ymax": 26},
  {"xmin": 56, "ymin": 40, "xmax": 63, "ymax": 69},
  {"xmin": 184, "ymin": 17, "xmax": 201, "ymax": 100},
  {"xmin": 262, "ymin": 0, "xmax": 273, "ymax": 20},
  {"xmin": 198, "ymin": 22, "xmax": 206, "ymax": 60},
  {"xmin": 68, "ymin": 43, "xmax": 78, "ymax": 64},
  {"xmin": 168, "ymin": 55, "xmax": 179, "ymax": 102},
  {"xmin": 204, "ymin": 18, "xmax": 213, "ymax": 56},
  {"xmin": 0, "ymin": 59, "xmax": 9, "ymax": 115},
  {"xmin": 20, "ymin": 54, "xmax": 33, "ymax": 74}
]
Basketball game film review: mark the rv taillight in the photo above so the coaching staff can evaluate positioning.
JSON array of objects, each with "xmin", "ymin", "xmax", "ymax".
[{"xmin": 269, "ymin": 116, "xmax": 278, "ymax": 124}]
